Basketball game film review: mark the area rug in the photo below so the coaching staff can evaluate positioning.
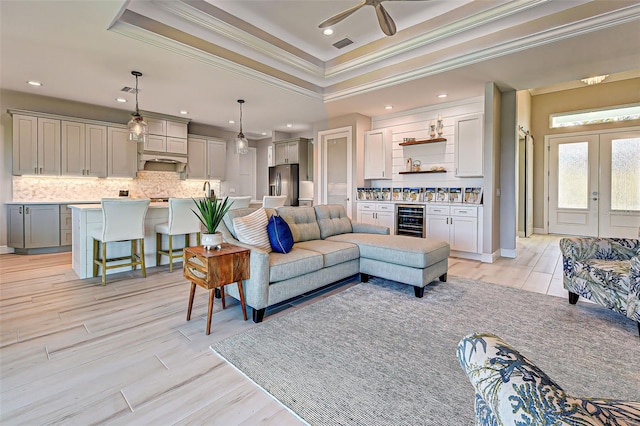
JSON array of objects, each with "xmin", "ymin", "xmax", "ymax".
[{"xmin": 210, "ymin": 277, "xmax": 640, "ymax": 426}]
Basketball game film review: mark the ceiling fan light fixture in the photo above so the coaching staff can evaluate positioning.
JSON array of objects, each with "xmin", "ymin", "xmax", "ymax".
[
  {"xmin": 235, "ymin": 99, "xmax": 249, "ymax": 155},
  {"xmin": 127, "ymin": 71, "xmax": 148, "ymax": 144}
]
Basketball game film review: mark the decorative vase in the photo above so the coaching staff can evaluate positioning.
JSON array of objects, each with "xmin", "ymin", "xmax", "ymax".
[
  {"xmin": 429, "ymin": 124, "xmax": 436, "ymax": 139},
  {"xmin": 436, "ymin": 119, "xmax": 444, "ymax": 137},
  {"xmin": 201, "ymin": 232, "xmax": 223, "ymax": 250}
]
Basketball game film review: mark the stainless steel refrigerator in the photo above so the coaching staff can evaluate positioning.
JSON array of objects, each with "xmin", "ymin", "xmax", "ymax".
[{"xmin": 269, "ymin": 164, "xmax": 299, "ymax": 206}]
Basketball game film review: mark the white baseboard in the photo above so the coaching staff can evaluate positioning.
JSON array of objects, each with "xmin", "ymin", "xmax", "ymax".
[
  {"xmin": 480, "ymin": 250, "xmax": 500, "ymax": 263},
  {"xmin": 533, "ymin": 227, "xmax": 546, "ymax": 235},
  {"xmin": 0, "ymin": 245, "xmax": 15, "ymax": 254},
  {"xmin": 500, "ymin": 248, "xmax": 516, "ymax": 258}
]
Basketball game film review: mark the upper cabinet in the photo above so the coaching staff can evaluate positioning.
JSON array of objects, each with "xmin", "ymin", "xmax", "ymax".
[
  {"xmin": 12, "ymin": 114, "xmax": 61, "ymax": 176},
  {"xmin": 274, "ymin": 137, "xmax": 312, "ymax": 180},
  {"xmin": 61, "ymin": 121, "xmax": 107, "ymax": 177},
  {"xmin": 144, "ymin": 117, "xmax": 188, "ymax": 155},
  {"xmin": 455, "ymin": 113, "xmax": 484, "ymax": 177},
  {"xmin": 187, "ymin": 136, "xmax": 226, "ymax": 180},
  {"xmin": 364, "ymin": 129, "xmax": 392, "ymax": 180},
  {"xmin": 107, "ymin": 127, "xmax": 137, "ymax": 178}
]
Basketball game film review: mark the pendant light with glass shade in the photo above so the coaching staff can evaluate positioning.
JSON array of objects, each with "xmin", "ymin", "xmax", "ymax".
[
  {"xmin": 127, "ymin": 71, "xmax": 148, "ymax": 144},
  {"xmin": 235, "ymin": 99, "xmax": 249, "ymax": 155}
]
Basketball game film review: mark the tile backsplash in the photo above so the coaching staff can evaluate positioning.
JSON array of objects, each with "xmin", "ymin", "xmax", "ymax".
[{"xmin": 12, "ymin": 172, "xmax": 221, "ymax": 202}]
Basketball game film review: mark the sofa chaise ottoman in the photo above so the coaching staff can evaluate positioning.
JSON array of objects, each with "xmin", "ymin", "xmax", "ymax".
[{"xmin": 219, "ymin": 204, "xmax": 450, "ymax": 322}]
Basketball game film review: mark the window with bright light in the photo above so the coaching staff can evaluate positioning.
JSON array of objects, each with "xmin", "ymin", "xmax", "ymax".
[{"xmin": 550, "ymin": 104, "xmax": 640, "ymax": 128}]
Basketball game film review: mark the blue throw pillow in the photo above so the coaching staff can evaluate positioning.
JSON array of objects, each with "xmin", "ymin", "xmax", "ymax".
[{"xmin": 267, "ymin": 214, "xmax": 294, "ymax": 253}]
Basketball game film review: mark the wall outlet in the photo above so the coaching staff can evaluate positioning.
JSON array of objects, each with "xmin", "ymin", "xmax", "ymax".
[{"xmin": 229, "ymin": 188, "xmax": 236, "ymax": 193}]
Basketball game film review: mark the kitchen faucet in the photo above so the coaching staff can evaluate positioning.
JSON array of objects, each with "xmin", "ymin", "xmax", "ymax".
[{"xmin": 202, "ymin": 181, "xmax": 211, "ymax": 199}]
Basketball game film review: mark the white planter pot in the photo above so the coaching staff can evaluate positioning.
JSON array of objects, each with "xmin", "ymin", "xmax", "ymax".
[{"xmin": 201, "ymin": 232, "xmax": 223, "ymax": 250}]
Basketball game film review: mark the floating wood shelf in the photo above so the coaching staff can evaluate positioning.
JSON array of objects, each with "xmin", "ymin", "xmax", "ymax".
[
  {"xmin": 399, "ymin": 170, "xmax": 447, "ymax": 174},
  {"xmin": 399, "ymin": 138, "xmax": 447, "ymax": 146}
]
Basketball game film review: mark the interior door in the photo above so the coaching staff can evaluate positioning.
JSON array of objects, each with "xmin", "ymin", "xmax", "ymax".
[
  {"xmin": 549, "ymin": 134, "xmax": 599, "ymax": 236},
  {"xmin": 525, "ymin": 135, "xmax": 534, "ymax": 237},
  {"xmin": 318, "ymin": 127, "xmax": 352, "ymax": 216},
  {"xmin": 598, "ymin": 131, "xmax": 640, "ymax": 237}
]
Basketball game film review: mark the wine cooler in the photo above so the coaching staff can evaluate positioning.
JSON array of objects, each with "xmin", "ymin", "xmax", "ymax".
[{"xmin": 395, "ymin": 204, "xmax": 426, "ymax": 238}]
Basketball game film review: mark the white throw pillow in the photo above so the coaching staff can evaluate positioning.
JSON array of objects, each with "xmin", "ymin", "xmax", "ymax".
[{"xmin": 232, "ymin": 208, "xmax": 272, "ymax": 252}]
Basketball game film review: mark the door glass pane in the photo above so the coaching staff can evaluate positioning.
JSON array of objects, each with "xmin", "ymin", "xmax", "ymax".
[
  {"xmin": 611, "ymin": 137, "xmax": 640, "ymax": 211},
  {"xmin": 558, "ymin": 142, "xmax": 588, "ymax": 209},
  {"xmin": 326, "ymin": 136, "xmax": 347, "ymax": 208}
]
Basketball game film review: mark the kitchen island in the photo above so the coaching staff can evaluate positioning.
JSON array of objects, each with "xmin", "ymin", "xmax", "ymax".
[{"xmin": 69, "ymin": 202, "xmax": 197, "ymax": 279}]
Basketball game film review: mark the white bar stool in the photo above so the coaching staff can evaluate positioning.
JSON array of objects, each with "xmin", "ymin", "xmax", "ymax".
[
  {"xmin": 262, "ymin": 195, "xmax": 286, "ymax": 208},
  {"xmin": 91, "ymin": 198, "xmax": 150, "ymax": 285},
  {"xmin": 155, "ymin": 198, "xmax": 202, "ymax": 272},
  {"xmin": 227, "ymin": 196, "xmax": 252, "ymax": 210}
]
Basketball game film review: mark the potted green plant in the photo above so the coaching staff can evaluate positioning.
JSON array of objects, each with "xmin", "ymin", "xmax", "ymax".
[{"xmin": 192, "ymin": 195, "xmax": 234, "ymax": 249}]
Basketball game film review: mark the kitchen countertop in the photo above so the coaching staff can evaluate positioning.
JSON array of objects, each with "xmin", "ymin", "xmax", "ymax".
[
  {"xmin": 68, "ymin": 202, "xmax": 170, "ymax": 209},
  {"xmin": 5, "ymin": 200, "xmax": 100, "ymax": 205}
]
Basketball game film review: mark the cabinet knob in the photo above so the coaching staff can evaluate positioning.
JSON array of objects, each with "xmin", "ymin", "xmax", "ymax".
[
  {"xmin": 25, "ymin": 207, "xmax": 30, "ymax": 214},
  {"xmin": 18, "ymin": 207, "xmax": 22, "ymax": 214}
]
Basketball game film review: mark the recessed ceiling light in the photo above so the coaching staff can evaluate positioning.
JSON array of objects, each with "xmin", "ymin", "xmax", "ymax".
[
  {"xmin": 27, "ymin": 81, "xmax": 42, "ymax": 86},
  {"xmin": 179, "ymin": 110, "xmax": 188, "ymax": 115},
  {"xmin": 261, "ymin": 132, "xmax": 267, "ymax": 136},
  {"xmin": 437, "ymin": 93, "xmax": 448, "ymax": 98},
  {"xmin": 384, "ymin": 105, "xmax": 393, "ymax": 110},
  {"xmin": 116, "ymin": 98, "xmax": 127, "ymax": 103},
  {"xmin": 229, "ymin": 120, "xmax": 235, "ymax": 124},
  {"xmin": 286, "ymin": 124, "xmax": 293, "ymax": 128},
  {"xmin": 323, "ymin": 28, "xmax": 334, "ymax": 36}
]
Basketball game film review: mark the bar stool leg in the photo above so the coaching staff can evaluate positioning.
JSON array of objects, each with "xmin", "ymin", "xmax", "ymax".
[
  {"xmin": 156, "ymin": 233, "xmax": 162, "ymax": 267},
  {"xmin": 131, "ymin": 240, "xmax": 137, "ymax": 271},
  {"xmin": 168, "ymin": 235, "xmax": 173, "ymax": 272},
  {"xmin": 92, "ymin": 238, "xmax": 99, "ymax": 277},
  {"xmin": 101, "ymin": 242, "xmax": 107, "ymax": 286},
  {"xmin": 140, "ymin": 238, "xmax": 146, "ymax": 278},
  {"xmin": 237, "ymin": 280, "xmax": 248, "ymax": 321}
]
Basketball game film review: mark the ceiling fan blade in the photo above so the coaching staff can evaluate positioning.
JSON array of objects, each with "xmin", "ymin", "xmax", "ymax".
[
  {"xmin": 319, "ymin": 0, "xmax": 367, "ymax": 28},
  {"xmin": 375, "ymin": 3, "xmax": 397, "ymax": 36}
]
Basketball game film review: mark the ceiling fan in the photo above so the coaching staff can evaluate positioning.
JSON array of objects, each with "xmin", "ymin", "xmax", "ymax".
[{"xmin": 319, "ymin": 0, "xmax": 429, "ymax": 37}]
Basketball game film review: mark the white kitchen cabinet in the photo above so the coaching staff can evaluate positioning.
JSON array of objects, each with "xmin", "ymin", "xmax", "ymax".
[
  {"xmin": 61, "ymin": 121, "xmax": 107, "ymax": 177},
  {"xmin": 187, "ymin": 136, "xmax": 226, "ymax": 180},
  {"xmin": 7, "ymin": 204, "xmax": 60, "ymax": 249},
  {"xmin": 364, "ymin": 129, "xmax": 392, "ymax": 179},
  {"xmin": 274, "ymin": 138, "xmax": 306, "ymax": 165},
  {"xmin": 12, "ymin": 114, "xmax": 61, "ymax": 176},
  {"xmin": 145, "ymin": 117, "xmax": 188, "ymax": 155},
  {"xmin": 426, "ymin": 205, "xmax": 478, "ymax": 253},
  {"xmin": 357, "ymin": 202, "xmax": 395, "ymax": 235},
  {"xmin": 107, "ymin": 127, "xmax": 137, "ymax": 177},
  {"xmin": 455, "ymin": 113, "xmax": 484, "ymax": 177}
]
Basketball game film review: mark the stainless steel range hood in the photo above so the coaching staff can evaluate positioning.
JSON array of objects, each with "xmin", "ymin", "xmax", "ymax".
[{"xmin": 138, "ymin": 153, "xmax": 187, "ymax": 173}]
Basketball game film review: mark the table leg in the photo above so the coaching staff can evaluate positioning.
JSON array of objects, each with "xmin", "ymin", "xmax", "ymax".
[
  {"xmin": 186, "ymin": 282, "xmax": 196, "ymax": 321},
  {"xmin": 237, "ymin": 280, "xmax": 248, "ymax": 321},
  {"xmin": 220, "ymin": 285, "xmax": 226, "ymax": 310},
  {"xmin": 207, "ymin": 288, "xmax": 215, "ymax": 335}
]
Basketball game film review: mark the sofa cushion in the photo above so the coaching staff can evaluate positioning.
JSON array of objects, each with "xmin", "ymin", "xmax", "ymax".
[
  {"xmin": 233, "ymin": 208, "xmax": 272, "ymax": 252},
  {"xmin": 314, "ymin": 205, "xmax": 353, "ymax": 239},
  {"xmin": 223, "ymin": 207, "xmax": 275, "ymax": 239},
  {"xmin": 295, "ymin": 240, "xmax": 359, "ymax": 267},
  {"xmin": 269, "ymin": 248, "xmax": 324, "ymax": 282},
  {"xmin": 327, "ymin": 233, "xmax": 450, "ymax": 268},
  {"xmin": 277, "ymin": 207, "xmax": 321, "ymax": 243}
]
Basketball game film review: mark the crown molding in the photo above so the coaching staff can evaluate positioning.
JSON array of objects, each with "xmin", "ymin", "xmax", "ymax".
[{"xmin": 109, "ymin": 20, "xmax": 324, "ymax": 101}]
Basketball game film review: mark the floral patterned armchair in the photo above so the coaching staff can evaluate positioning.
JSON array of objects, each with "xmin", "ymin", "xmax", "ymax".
[
  {"xmin": 457, "ymin": 332, "xmax": 640, "ymax": 425},
  {"xmin": 559, "ymin": 237, "xmax": 640, "ymax": 336}
]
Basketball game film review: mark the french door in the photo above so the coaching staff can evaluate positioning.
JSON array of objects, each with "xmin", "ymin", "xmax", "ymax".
[
  {"xmin": 317, "ymin": 127, "xmax": 352, "ymax": 217},
  {"xmin": 548, "ymin": 129, "xmax": 640, "ymax": 237}
]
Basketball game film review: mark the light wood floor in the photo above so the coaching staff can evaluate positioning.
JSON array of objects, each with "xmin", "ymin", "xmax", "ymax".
[{"xmin": 0, "ymin": 234, "xmax": 568, "ymax": 425}]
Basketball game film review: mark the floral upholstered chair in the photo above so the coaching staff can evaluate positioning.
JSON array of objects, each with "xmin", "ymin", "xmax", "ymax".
[
  {"xmin": 457, "ymin": 332, "xmax": 640, "ymax": 425},
  {"xmin": 559, "ymin": 237, "xmax": 640, "ymax": 336}
]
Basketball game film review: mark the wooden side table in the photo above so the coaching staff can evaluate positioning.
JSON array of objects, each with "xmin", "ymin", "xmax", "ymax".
[{"xmin": 183, "ymin": 244, "xmax": 250, "ymax": 335}]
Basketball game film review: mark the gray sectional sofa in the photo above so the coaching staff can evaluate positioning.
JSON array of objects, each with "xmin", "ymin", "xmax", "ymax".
[{"xmin": 220, "ymin": 204, "xmax": 450, "ymax": 322}]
